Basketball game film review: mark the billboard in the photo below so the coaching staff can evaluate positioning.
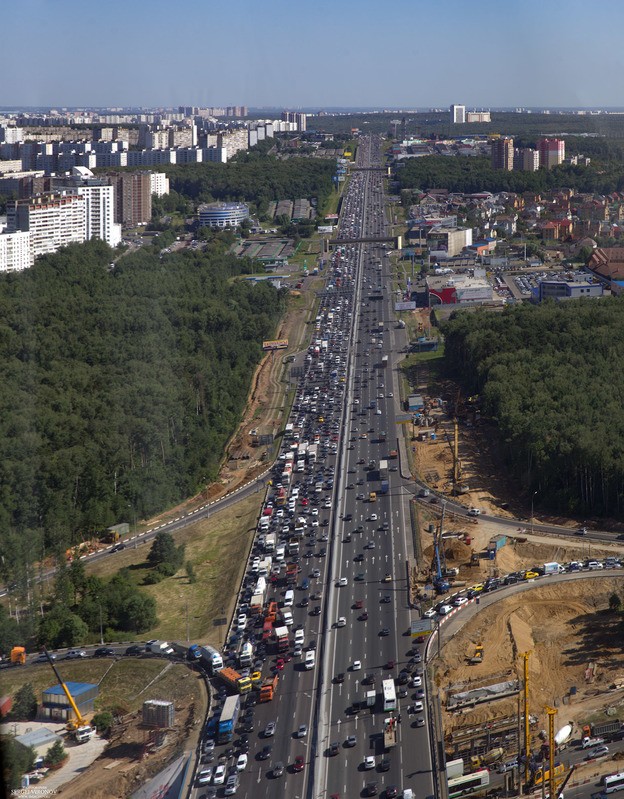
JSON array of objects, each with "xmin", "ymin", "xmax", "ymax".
[
  {"xmin": 411, "ymin": 618, "xmax": 434, "ymax": 638},
  {"xmin": 395, "ymin": 301, "xmax": 416, "ymax": 311},
  {"xmin": 317, "ymin": 225, "xmax": 334, "ymax": 234},
  {"xmin": 263, "ymin": 339, "xmax": 289, "ymax": 351}
]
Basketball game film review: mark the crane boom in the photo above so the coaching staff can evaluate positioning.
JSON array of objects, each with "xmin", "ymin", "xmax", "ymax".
[{"xmin": 43, "ymin": 647, "xmax": 87, "ymax": 729}]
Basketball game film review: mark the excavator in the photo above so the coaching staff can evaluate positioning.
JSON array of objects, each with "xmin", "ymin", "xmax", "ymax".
[{"xmin": 43, "ymin": 647, "xmax": 94, "ymax": 743}]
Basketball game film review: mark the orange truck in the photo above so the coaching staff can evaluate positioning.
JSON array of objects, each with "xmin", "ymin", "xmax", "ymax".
[
  {"xmin": 259, "ymin": 674, "xmax": 279, "ymax": 702},
  {"xmin": 10, "ymin": 646, "xmax": 26, "ymax": 665}
]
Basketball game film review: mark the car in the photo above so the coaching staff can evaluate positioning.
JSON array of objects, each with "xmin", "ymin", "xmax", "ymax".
[
  {"xmin": 310, "ymin": 606, "xmax": 321, "ymax": 616},
  {"xmin": 296, "ymin": 724, "xmax": 308, "ymax": 738},
  {"xmin": 328, "ymin": 741, "xmax": 340, "ymax": 756},
  {"xmin": 335, "ymin": 672, "xmax": 345, "ymax": 683},
  {"xmin": 379, "ymin": 758, "xmax": 390, "ymax": 772},
  {"xmin": 587, "ymin": 745, "xmax": 609, "ymax": 759},
  {"xmin": 381, "ymin": 595, "xmax": 391, "ymax": 604},
  {"xmin": 366, "ymin": 781, "xmax": 379, "ymax": 796},
  {"xmin": 213, "ymin": 764, "xmax": 226, "ymax": 784},
  {"xmin": 272, "ymin": 761, "xmax": 284, "ymax": 777},
  {"xmin": 336, "ymin": 617, "xmax": 346, "ymax": 627},
  {"xmin": 360, "ymin": 611, "xmax": 369, "ymax": 620},
  {"xmin": 33, "ymin": 652, "xmax": 55, "ymax": 663},
  {"xmin": 364, "ymin": 755, "xmax": 375, "ymax": 769},
  {"xmin": 523, "ymin": 571, "xmax": 539, "ymax": 580},
  {"xmin": 224, "ymin": 774, "xmax": 239, "ymax": 795},
  {"xmin": 197, "ymin": 767, "xmax": 213, "ymax": 785},
  {"xmin": 423, "ymin": 607, "xmax": 437, "ymax": 618},
  {"xmin": 412, "ymin": 700, "xmax": 424, "ymax": 712},
  {"xmin": 236, "ymin": 754, "xmax": 247, "ymax": 771},
  {"xmin": 385, "ymin": 787, "xmax": 398, "ymax": 799},
  {"xmin": 310, "ymin": 568, "xmax": 321, "ymax": 578},
  {"xmin": 258, "ymin": 745, "xmax": 272, "ymax": 760},
  {"xmin": 293, "ymin": 755, "xmax": 305, "ymax": 772},
  {"xmin": 352, "ymin": 660, "xmax": 362, "ymax": 671},
  {"xmin": 65, "ymin": 649, "xmax": 87, "ymax": 659},
  {"xmin": 370, "ymin": 513, "xmax": 378, "ymax": 521},
  {"xmin": 263, "ymin": 722, "xmax": 276, "ymax": 737},
  {"xmin": 345, "ymin": 735, "xmax": 357, "ymax": 747},
  {"xmin": 275, "ymin": 658, "xmax": 285, "ymax": 671},
  {"xmin": 468, "ymin": 508, "xmax": 481, "ymax": 516},
  {"xmin": 398, "ymin": 686, "xmax": 408, "ymax": 698},
  {"xmin": 415, "ymin": 716, "xmax": 426, "ymax": 727},
  {"xmin": 379, "ymin": 628, "xmax": 390, "ymax": 636},
  {"xmin": 337, "ymin": 577, "xmax": 348, "ymax": 586},
  {"xmin": 355, "ymin": 572, "xmax": 365, "ymax": 581},
  {"xmin": 452, "ymin": 596, "xmax": 467, "ymax": 607},
  {"xmin": 111, "ymin": 542, "xmax": 126, "ymax": 552},
  {"xmin": 91, "ymin": 645, "xmax": 117, "ymax": 660}
]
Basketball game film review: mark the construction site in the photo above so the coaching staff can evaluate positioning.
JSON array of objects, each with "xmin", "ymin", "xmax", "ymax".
[{"xmin": 403, "ymin": 359, "xmax": 624, "ymax": 797}]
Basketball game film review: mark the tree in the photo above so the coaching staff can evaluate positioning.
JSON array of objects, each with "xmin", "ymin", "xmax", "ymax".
[
  {"xmin": 609, "ymin": 593, "xmax": 621, "ymax": 612},
  {"xmin": 12, "ymin": 683, "xmax": 37, "ymax": 720},
  {"xmin": 186, "ymin": 560, "xmax": 197, "ymax": 584},
  {"xmin": 2, "ymin": 735, "xmax": 36, "ymax": 791},
  {"xmin": 0, "ymin": 604, "xmax": 21, "ymax": 655},
  {"xmin": 147, "ymin": 531, "xmax": 184, "ymax": 573},
  {"xmin": 91, "ymin": 710, "xmax": 114, "ymax": 735},
  {"xmin": 119, "ymin": 592, "xmax": 157, "ymax": 634},
  {"xmin": 45, "ymin": 739, "xmax": 67, "ymax": 767}
]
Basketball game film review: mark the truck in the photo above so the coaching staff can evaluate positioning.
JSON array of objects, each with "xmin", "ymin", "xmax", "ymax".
[
  {"xmin": 381, "ymin": 355, "xmax": 388, "ymax": 368},
  {"xmin": 239, "ymin": 642, "xmax": 253, "ymax": 668},
  {"xmin": 379, "ymin": 460, "xmax": 389, "ymax": 494},
  {"xmin": 584, "ymin": 720, "xmax": 622, "ymax": 739},
  {"xmin": 544, "ymin": 561, "xmax": 565, "ymax": 575},
  {"xmin": 217, "ymin": 667, "xmax": 252, "ymax": 694},
  {"xmin": 307, "ymin": 443, "xmax": 318, "ymax": 464},
  {"xmin": 363, "ymin": 689, "xmax": 376, "ymax": 708},
  {"xmin": 470, "ymin": 747, "xmax": 504, "ymax": 771},
  {"xmin": 286, "ymin": 562, "xmax": 298, "ymax": 585},
  {"xmin": 582, "ymin": 736, "xmax": 606, "ymax": 749},
  {"xmin": 259, "ymin": 674, "xmax": 279, "ymax": 703},
  {"xmin": 383, "ymin": 717, "xmax": 397, "ymax": 749},
  {"xmin": 274, "ymin": 625, "xmax": 289, "ymax": 653},
  {"xmin": 199, "ymin": 645, "xmax": 223, "ymax": 673},
  {"xmin": 10, "ymin": 646, "xmax": 26, "ymax": 665},
  {"xmin": 369, "ymin": 491, "xmax": 377, "ymax": 503},
  {"xmin": 146, "ymin": 639, "xmax": 175, "ymax": 655},
  {"xmin": 217, "ymin": 695, "xmax": 240, "ymax": 744}
]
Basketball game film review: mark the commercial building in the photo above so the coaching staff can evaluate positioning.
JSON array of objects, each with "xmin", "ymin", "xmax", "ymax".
[
  {"xmin": 450, "ymin": 104, "xmax": 466, "ymax": 124},
  {"xmin": 466, "ymin": 111, "xmax": 491, "ymax": 123},
  {"xmin": 491, "ymin": 137, "xmax": 514, "ymax": 170},
  {"xmin": 426, "ymin": 270, "xmax": 493, "ymax": 305},
  {"xmin": 427, "ymin": 227, "xmax": 472, "ymax": 259},
  {"xmin": 8, "ymin": 193, "xmax": 86, "ymax": 259},
  {"xmin": 198, "ymin": 202, "xmax": 249, "ymax": 228},
  {"xmin": 0, "ymin": 230, "xmax": 33, "ymax": 272},
  {"xmin": 41, "ymin": 681, "xmax": 98, "ymax": 723},
  {"xmin": 536, "ymin": 278, "xmax": 603, "ymax": 302},
  {"xmin": 538, "ymin": 138, "xmax": 565, "ymax": 169}
]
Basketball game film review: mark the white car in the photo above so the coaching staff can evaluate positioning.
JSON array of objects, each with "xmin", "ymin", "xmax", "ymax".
[
  {"xmin": 413, "ymin": 700, "xmax": 424, "ymax": 712},
  {"xmin": 452, "ymin": 596, "xmax": 468, "ymax": 607},
  {"xmin": 236, "ymin": 754, "xmax": 247, "ymax": 771},
  {"xmin": 370, "ymin": 513, "xmax": 378, "ymax": 521},
  {"xmin": 437, "ymin": 604, "xmax": 452, "ymax": 615},
  {"xmin": 423, "ymin": 608, "xmax": 437, "ymax": 618},
  {"xmin": 198, "ymin": 768, "xmax": 212, "ymax": 785},
  {"xmin": 468, "ymin": 508, "xmax": 481, "ymax": 516},
  {"xmin": 411, "ymin": 675, "xmax": 422, "ymax": 687},
  {"xmin": 387, "ymin": 392, "xmax": 393, "ymax": 398},
  {"xmin": 337, "ymin": 577, "xmax": 348, "ymax": 586},
  {"xmin": 375, "ymin": 409, "xmax": 382, "ymax": 415},
  {"xmin": 213, "ymin": 764, "xmax": 226, "ymax": 784},
  {"xmin": 364, "ymin": 756, "xmax": 375, "ymax": 769},
  {"xmin": 352, "ymin": 660, "xmax": 362, "ymax": 671},
  {"xmin": 236, "ymin": 614, "xmax": 247, "ymax": 631},
  {"xmin": 336, "ymin": 617, "xmax": 346, "ymax": 628}
]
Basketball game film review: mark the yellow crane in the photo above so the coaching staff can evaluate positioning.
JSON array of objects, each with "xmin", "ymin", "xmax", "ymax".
[{"xmin": 43, "ymin": 647, "xmax": 93, "ymax": 741}]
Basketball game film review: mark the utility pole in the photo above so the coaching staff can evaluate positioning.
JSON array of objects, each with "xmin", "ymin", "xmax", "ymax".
[
  {"xmin": 522, "ymin": 651, "xmax": 531, "ymax": 787},
  {"xmin": 530, "ymin": 491, "xmax": 538, "ymax": 535},
  {"xmin": 545, "ymin": 706, "xmax": 557, "ymax": 799}
]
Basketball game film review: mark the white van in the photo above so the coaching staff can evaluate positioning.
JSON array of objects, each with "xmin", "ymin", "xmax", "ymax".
[
  {"xmin": 284, "ymin": 590, "xmax": 294, "ymax": 607},
  {"xmin": 275, "ymin": 545, "xmax": 285, "ymax": 563},
  {"xmin": 294, "ymin": 629, "xmax": 305, "ymax": 646},
  {"xmin": 305, "ymin": 650, "xmax": 315, "ymax": 670}
]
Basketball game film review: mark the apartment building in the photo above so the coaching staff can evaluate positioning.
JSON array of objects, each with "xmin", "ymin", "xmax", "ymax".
[
  {"xmin": 538, "ymin": 138, "xmax": 565, "ymax": 169},
  {"xmin": 450, "ymin": 104, "xmax": 466, "ymax": 124},
  {"xmin": 491, "ymin": 137, "xmax": 514, "ymax": 171},
  {"xmin": 0, "ymin": 230, "xmax": 33, "ymax": 272},
  {"xmin": 8, "ymin": 193, "xmax": 86, "ymax": 258}
]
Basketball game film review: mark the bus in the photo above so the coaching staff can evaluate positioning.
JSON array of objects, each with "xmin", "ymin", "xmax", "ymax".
[
  {"xmin": 447, "ymin": 769, "xmax": 490, "ymax": 799},
  {"xmin": 533, "ymin": 763, "xmax": 564, "ymax": 787},
  {"xmin": 217, "ymin": 695, "xmax": 240, "ymax": 744},
  {"xmin": 603, "ymin": 772, "xmax": 624, "ymax": 793},
  {"xmin": 382, "ymin": 679, "xmax": 397, "ymax": 712}
]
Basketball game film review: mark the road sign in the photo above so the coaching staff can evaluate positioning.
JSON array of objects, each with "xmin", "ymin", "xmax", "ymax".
[{"xmin": 411, "ymin": 619, "xmax": 434, "ymax": 637}]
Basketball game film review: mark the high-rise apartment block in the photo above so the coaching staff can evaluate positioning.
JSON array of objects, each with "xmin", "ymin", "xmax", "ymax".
[
  {"xmin": 514, "ymin": 147, "xmax": 540, "ymax": 172},
  {"xmin": 450, "ymin": 104, "xmax": 466, "ymax": 124},
  {"xmin": 281, "ymin": 112, "xmax": 307, "ymax": 131},
  {"xmin": 466, "ymin": 111, "xmax": 491, "ymax": 123},
  {"xmin": 149, "ymin": 172, "xmax": 170, "ymax": 197},
  {"xmin": 108, "ymin": 173, "xmax": 152, "ymax": 226},
  {"xmin": 491, "ymin": 137, "xmax": 514, "ymax": 170},
  {"xmin": 8, "ymin": 193, "xmax": 86, "ymax": 259},
  {"xmin": 538, "ymin": 138, "xmax": 565, "ymax": 169},
  {"xmin": 0, "ymin": 230, "xmax": 33, "ymax": 272}
]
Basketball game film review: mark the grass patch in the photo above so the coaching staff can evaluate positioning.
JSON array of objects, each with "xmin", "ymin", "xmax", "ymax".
[{"xmin": 1, "ymin": 659, "xmax": 202, "ymax": 716}]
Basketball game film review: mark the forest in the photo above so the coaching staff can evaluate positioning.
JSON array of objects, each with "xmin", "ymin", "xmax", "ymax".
[
  {"xmin": 159, "ymin": 155, "xmax": 336, "ymax": 217},
  {"xmin": 0, "ymin": 236, "xmax": 286, "ymax": 583},
  {"xmin": 397, "ymin": 154, "xmax": 624, "ymax": 195},
  {"xmin": 443, "ymin": 299, "xmax": 624, "ymax": 518}
]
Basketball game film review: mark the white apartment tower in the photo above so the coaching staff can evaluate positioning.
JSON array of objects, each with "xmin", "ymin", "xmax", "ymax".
[
  {"xmin": 149, "ymin": 172, "xmax": 170, "ymax": 196},
  {"xmin": 8, "ymin": 193, "xmax": 86, "ymax": 259},
  {"xmin": 73, "ymin": 182, "xmax": 122, "ymax": 247},
  {"xmin": 0, "ymin": 231, "xmax": 33, "ymax": 272},
  {"xmin": 450, "ymin": 104, "xmax": 466, "ymax": 124}
]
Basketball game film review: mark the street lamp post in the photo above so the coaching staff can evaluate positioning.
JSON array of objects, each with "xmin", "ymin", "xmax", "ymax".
[
  {"xmin": 530, "ymin": 491, "xmax": 538, "ymax": 535},
  {"xmin": 99, "ymin": 603, "xmax": 104, "ymax": 645}
]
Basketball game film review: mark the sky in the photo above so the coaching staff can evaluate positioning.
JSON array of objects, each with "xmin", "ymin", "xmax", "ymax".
[{"xmin": 3, "ymin": 0, "xmax": 624, "ymax": 109}]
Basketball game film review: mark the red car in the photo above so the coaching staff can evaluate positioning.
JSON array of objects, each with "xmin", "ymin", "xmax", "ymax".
[
  {"xmin": 301, "ymin": 498, "xmax": 309, "ymax": 506},
  {"xmin": 276, "ymin": 658, "xmax": 285, "ymax": 670},
  {"xmin": 354, "ymin": 599, "xmax": 364, "ymax": 609},
  {"xmin": 293, "ymin": 755, "xmax": 305, "ymax": 772}
]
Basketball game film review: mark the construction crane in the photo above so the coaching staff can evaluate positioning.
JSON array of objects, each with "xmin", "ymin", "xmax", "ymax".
[
  {"xmin": 445, "ymin": 389, "xmax": 469, "ymax": 495},
  {"xmin": 521, "ymin": 651, "xmax": 531, "ymax": 785},
  {"xmin": 43, "ymin": 647, "xmax": 94, "ymax": 741},
  {"xmin": 432, "ymin": 501, "xmax": 450, "ymax": 594},
  {"xmin": 546, "ymin": 706, "xmax": 558, "ymax": 799}
]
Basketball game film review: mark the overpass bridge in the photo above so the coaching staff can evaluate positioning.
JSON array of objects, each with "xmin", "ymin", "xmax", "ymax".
[{"xmin": 323, "ymin": 234, "xmax": 402, "ymax": 252}]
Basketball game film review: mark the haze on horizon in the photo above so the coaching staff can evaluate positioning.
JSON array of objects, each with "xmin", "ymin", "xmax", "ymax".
[{"xmin": 4, "ymin": 0, "xmax": 624, "ymax": 110}]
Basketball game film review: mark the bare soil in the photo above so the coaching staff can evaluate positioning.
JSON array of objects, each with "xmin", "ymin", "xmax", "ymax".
[{"xmin": 435, "ymin": 579, "xmax": 624, "ymax": 754}]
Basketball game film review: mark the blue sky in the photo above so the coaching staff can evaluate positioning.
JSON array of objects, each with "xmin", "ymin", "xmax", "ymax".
[{"xmin": 3, "ymin": 0, "xmax": 624, "ymax": 109}]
